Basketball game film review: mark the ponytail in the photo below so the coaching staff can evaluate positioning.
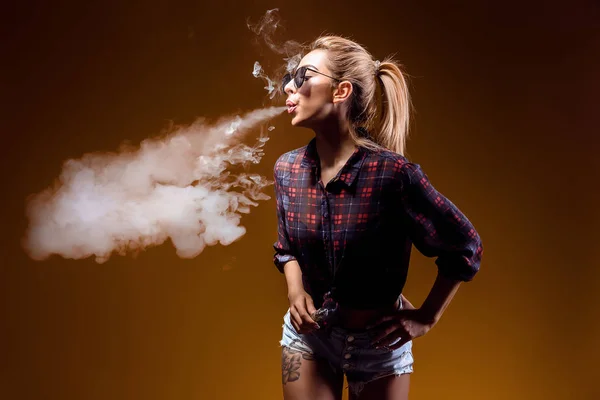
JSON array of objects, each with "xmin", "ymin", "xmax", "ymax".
[
  {"xmin": 309, "ymin": 36, "xmax": 412, "ymax": 156},
  {"xmin": 373, "ymin": 60, "xmax": 412, "ymax": 156}
]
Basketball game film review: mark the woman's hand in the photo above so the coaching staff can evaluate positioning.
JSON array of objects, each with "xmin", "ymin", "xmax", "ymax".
[
  {"xmin": 288, "ymin": 289, "xmax": 320, "ymax": 334},
  {"xmin": 367, "ymin": 307, "xmax": 436, "ymax": 351}
]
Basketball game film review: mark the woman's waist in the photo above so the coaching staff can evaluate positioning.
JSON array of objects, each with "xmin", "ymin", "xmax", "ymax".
[{"xmin": 333, "ymin": 297, "xmax": 400, "ymax": 330}]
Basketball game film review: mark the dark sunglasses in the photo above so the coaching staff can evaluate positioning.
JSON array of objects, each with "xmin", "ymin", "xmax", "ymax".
[{"xmin": 281, "ymin": 66, "xmax": 341, "ymax": 94}]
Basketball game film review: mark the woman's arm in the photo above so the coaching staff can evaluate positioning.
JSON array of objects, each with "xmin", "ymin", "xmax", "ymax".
[
  {"xmin": 397, "ymin": 161, "xmax": 482, "ymax": 323},
  {"xmin": 399, "ymin": 275, "xmax": 460, "ymax": 325},
  {"xmin": 283, "ymin": 260, "xmax": 319, "ymax": 333},
  {"xmin": 368, "ymin": 161, "xmax": 483, "ymax": 348},
  {"xmin": 397, "ymin": 160, "xmax": 483, "ymax": 283},
  {"xmin": 283, "ymin": 260, "xmax": 304, "ymax": 295},
  {"xmin": 272, "ymin": 162, "xmax": 319, "ymax": 332},
  {"xmin": 272, "ymin": 162, "xmax": 298, "ymax": 273},
  {"xmin": 418, "ymin": 273, "xmax": 462, "ymax": 325}
]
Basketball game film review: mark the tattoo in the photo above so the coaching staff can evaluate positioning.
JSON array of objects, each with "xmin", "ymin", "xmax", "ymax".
[{"xmin": 281, "ymin": 340, "xmax": 315, "ymax": 384}]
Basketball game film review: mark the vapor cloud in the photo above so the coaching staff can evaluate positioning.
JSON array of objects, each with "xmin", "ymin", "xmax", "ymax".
[{"xmin": 23, "ymin": 107, "xmax": 286, "ymax": 263}]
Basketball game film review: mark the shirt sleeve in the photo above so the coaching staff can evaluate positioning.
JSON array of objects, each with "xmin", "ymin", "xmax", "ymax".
[
  {"xmin": 396, "ymin": 161, "xmax": 483, "ymax": 281},
  {"xmin": 272, "ymin": 163, "xmax": 297, "ymax": 273}
]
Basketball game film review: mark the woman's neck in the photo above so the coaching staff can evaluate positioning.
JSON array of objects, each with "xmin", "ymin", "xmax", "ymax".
[{"xmin": 312, "ymin": 119, "xmax": 357, "ymax": 169}]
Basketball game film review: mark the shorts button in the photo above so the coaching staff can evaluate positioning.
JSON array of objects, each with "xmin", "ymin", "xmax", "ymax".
[
  {"xmin": 347, "ymin": 335, "xmax": 355, "ymax": 342},
  {"xmin": 344, "ymin": 353, "xmax": 352, "ymax": 359}
]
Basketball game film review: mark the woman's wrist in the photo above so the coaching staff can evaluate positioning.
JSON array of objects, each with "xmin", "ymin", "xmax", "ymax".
[{"xmin": 283, "ymin": 261, "xmax": 305, "ymax": 295}]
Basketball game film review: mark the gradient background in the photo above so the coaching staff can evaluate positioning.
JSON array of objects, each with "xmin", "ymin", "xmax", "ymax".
[{"xmin": 2, "ymin": 1, "xmax": 599, "ymax": 399}]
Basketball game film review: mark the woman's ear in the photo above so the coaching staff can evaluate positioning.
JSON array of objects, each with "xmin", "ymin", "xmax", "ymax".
[{"xmin": 332, "ymin": 81, "xmax": 353, "ymax": 104}]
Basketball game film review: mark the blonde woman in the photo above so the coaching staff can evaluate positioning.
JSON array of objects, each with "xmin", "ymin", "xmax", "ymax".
[{"xmin": 273, "ymin": 36, "xmax": 483, "ymax": 400}]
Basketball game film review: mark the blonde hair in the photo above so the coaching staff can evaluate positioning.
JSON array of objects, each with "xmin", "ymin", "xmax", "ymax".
[{"xmin": 308, "ymin": 35, "xmax": 412, "ymax": 156}]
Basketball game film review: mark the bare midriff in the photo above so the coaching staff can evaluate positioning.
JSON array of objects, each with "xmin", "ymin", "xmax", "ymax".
[{"xmin": 334, "ymin": 297, "xmax": 401, "ymax": 330}]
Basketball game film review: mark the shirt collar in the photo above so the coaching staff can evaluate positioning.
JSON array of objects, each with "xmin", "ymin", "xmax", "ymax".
[{"xmin": 300, "ymin": 137, "xmax": 369, "ymax": 188}]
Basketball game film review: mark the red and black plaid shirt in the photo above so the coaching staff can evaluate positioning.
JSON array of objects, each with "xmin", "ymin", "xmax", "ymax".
[{"xmin": 273, "ymin": 138, "xmax": 483, "ymax": 309}]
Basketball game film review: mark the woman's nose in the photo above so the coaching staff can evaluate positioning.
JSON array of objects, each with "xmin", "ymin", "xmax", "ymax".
[{"xmin": 284, "ymin": 79, "xmax": 296, "ymax": 95}]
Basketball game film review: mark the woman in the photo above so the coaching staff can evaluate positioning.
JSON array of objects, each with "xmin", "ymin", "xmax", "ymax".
[{"xmin": 273, "ymin": 36, "xmax": 483, "ymax": 400}]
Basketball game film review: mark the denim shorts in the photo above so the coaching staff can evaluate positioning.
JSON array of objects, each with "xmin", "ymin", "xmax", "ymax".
[{"xmin": 279, "ymin": 300, "xmax": 414, "ymax": 397}]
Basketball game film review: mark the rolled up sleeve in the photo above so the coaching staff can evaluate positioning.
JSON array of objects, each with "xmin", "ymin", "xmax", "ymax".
[
  {"xmin": 397, "ymin": 161, "xmax": 483, "ymax": 281},
  {"xmin": 272, "ymin": 164, "xmax": 297, "ymax": 273}
]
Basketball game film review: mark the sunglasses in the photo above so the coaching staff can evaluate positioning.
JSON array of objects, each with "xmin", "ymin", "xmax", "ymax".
[{"xmin": 281, "ymin": 66, "xmax": 341, "ymax": 94}]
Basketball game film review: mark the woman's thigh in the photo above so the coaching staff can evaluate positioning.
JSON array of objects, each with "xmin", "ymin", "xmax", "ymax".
[
  {"xmin": 281, "ymin": 344, "xmax": 344, "ymax": 400},
  {"xmin": 348, "ymin": 373, "xmax": 410, "ymax": 400}
]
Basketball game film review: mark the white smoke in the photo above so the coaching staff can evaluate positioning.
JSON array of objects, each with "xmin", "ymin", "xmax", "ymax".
[
  {"xmin": 252, "ymin": 61, "xmax": 276, "ymax": 98},
  {"xmin": 23, "ymin": 106, "xmax": 286, "ymax": 263},
  {"xmin": 248, "ymin": 9, "xmax": 305, "ymax": 96}
]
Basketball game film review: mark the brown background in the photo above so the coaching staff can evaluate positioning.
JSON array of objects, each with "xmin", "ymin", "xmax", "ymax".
[{"xmin": 2, "ymin": 1, "xmax": 599, "ymax": 399}]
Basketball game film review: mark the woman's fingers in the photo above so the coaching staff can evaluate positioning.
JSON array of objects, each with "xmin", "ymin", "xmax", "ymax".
[
  {"xmin": 371, "ymin": 323, "xmax": 401, "ymax": 345},
  {"xmin": 291, "ymin": 302, "xmax": 317, "ymax": 333},
  {"xmin": 387, "ymin": 337, "xmax": 410, "ymax": 351},
  {"xmin": 289, "ymin": 308, "xmax": 303, "ymax": 332},
  {"xmin": 305, "ymin": 296, "xmax": 317, "ymax": 316},
  {"xmin": 375, "ymin": 330, "xmax": 407, "ymax": 348},
  {"xmin": 299, "ymin": 299, "xmax": 319, "ymax": 330}
]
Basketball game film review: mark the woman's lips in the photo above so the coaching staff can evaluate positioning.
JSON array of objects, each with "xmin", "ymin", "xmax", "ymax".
[{"xmin": 286, "ymin": 100, "xmax": 298, "ymax": 114}]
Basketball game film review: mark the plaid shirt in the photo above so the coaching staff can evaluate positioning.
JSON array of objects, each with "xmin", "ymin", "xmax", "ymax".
[{"xmin": 273, "ymin": 138, "xmax": 483, "ymax": 309}]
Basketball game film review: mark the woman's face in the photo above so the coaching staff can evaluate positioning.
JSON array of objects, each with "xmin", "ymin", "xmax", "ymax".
[{"xmin": 284, "ymin": 50, "xmax": 338, "ymax": 129}]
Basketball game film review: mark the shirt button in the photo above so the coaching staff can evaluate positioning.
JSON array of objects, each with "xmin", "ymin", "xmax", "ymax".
[
  {"xmin": 343, "ymin": 363, "xmax": 350, "ymax": 369},
  {"xmin": 344, "ymin": 353, "xmax": 352, "ymax": 359},
  {"xmin": 347, "ymin": 336, "xmax": 355, "ymax": 342},
  {"xmin": 347, "ymin": 346, "xmax": 354, "ymax": 351},
  {"xmin": 323, "ymin": 212, "xmax": 329, "ymax": 218}
]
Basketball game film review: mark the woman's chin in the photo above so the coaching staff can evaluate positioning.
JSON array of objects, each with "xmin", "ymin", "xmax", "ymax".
[
  {"xmin": 290, "ymin": 115, "xmax": 303, "ymax": 127},
  {"xmin": 291, "ymin": 112, "xmax": 313, "ymax": 128}
]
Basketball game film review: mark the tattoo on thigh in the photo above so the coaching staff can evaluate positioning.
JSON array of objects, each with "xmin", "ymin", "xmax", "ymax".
[{"xmin": 281, "ymin": 340, "xmax": 315, "ymax": 384}]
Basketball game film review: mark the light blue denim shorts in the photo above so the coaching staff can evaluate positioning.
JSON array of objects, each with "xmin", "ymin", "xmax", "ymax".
[{"xmin": 279, "ymin": 300, "xmax": 414, "ymax": 396}]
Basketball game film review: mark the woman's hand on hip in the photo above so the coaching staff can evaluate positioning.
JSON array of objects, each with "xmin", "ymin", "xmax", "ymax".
[
  {"xmin": 288, "ymin": 289, "xmax": 320, "ymax": 334},
  {"xmin": 366, "ymin": 308, "xmax": 436, "ymax": 351}
]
